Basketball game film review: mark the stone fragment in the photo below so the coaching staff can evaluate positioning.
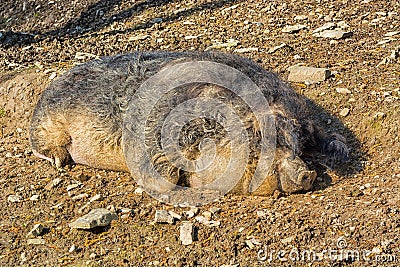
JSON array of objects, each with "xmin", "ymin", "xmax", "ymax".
[
  {"xmin": 26, "ymin": 223, "xmax": 44, "ymax": 238},
  {"xmin": 27, "ymin": 238, "xmax": 46, "ymax": 245},
  {"xmin": 312, "ymin": 22, "xmax": 336, "ymax": 33},
  {"xmin": 339, "ymin": 108, "xmax": 350, "ymax": 117},
  {"xmin": 154, "ymin": 210, "xmax": 174, "ymax": 224},
  {"xmin": 44, "ymin": 178, "xmax": 62, "ymax": 190},
  {"xmin": 233, "ymin": 47, "xmax": 259, "ymax": 53},
  {"xmin": 288, "ymin": 66, "xmax": 331, "ymax": 83},
  {"xmin": 180, "ymin": 222, "xmax": 194, "ymax": 245},
  {"xmin": 7, "ymin": 195, "xmax": 22, "ymax": 203},
  {"xmin": 336, "ymin": 88, "xmax": 351, "ymax": 94},
  {"xmin": 282, "ymin": 24, "xmax": 307, "ymax": 33},
  {"xmin": 69, "ymin": 208, "xmax": 118, "ymax": 229},
  {"xmin": 313, "ymin": 29, "xmax": 353, "ymax": 39}
]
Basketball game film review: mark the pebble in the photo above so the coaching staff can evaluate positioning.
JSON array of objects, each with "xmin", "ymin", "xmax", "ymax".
[
  {"xmin": 44, "ymin": 178, "xmax": 63, "ymax": 190},
  {"xmin": 27, "ymin": 223, "xmax": 44, "ymax": 238},
  {"xmin": 210, "ymin": 207, "xmax": 221, "ymax": 214},
  {"xmin": 339, "ymin": 108, "xmax": 350, "ymax": 117},
  {"xmin": 27, "ymin": 238, "xmax": 46, "ymax": 245},
  {"xmin": 134, "ymin": 187, "xmax": 144, "ymax": 195},
  {"xmin": 312, "ymin": 22, "xmax": 336, "ymax": 33},
  {"xmin": 69, "ymin": 244, "xmax": 76, "ymax": 253},
  {"xmin": 154, "ymin": 210, "xmax": 174, "ymax": 224},
  {"xmin": 205, "ymin": 39, "xmax": 239, "ymax": 50},
  {"xmin": 390, "ymin": 47, "xmax": 399, "ymax": 59},
  {"xmin": 185, "ymin": 207, "xmax": 199, "ymax": 218},
  {"xmin": 374, "ymin": 112, "xmax": 385, "ymax": 119},
  {"xmin": 180, "ymin": 222, "xmax": 194, "ymax": 245},
  {"xmin": 49, "ymin": 72, "xmax": 57, "ymax": 80},
  {"xmin": 71, "ymin": 193, "xmax": 89, "ymax": 201},
  {"xmin": 66, "ymin": 183, "xmax": 81, "ymax": 191},
  {"xmin": 7, "ymin": 194, "xmax": 22, "ymax": 203},
  {"xmin": 268, "ymin": 43, "xmax": 288, "ymax": 54},
  {"xmin": 233, "ymin": 47, "xmax": 258, "ymax": 53},
  {"xmin": 282, "ymin": 24, "xmax": 307, "ymax": 33},
  {"xmin": 336, "ymin": 88, "xmax": 351, "ymax": 94},
  {"xmin": 195, "ymin": 216, "xmax": 221, "ymax": 227},
  {"xmin": 256, "ymin": 210, "xmax": 267, "ymax": 218},
  {"xmin": 287, "ymin": 65, "xmax": 331, "ymax": 83},
  {"xmin": 294, "ymin": 15, "xmax": 308, "ymax": 21},
  {"xmin": 169, "ymin": 211, "xmax": 182, "ymax": 220},
  {"xmin": 220, "ymin": 264, "xmax": 239, "ymax": 267},
  {"xmin": 30, "ymin": 194, "xmax": 40, "ymax": 201},
  {"xmin": 281, "ymin": 236, "xmax": 295, "ymax": 244},
  {"xmin": 384, "ymin": 31, "xmax": 400, "ymax": 37},
  {"xmin": 313, "ymin": 29, "xmax": 353, "ymax": 39},
  {"xmin": 129, "ymin": 34, "xmax": 150, "ymax": 41},
  {"xmin": 69, "ymin": 208, "xmax": 118, "ymax": 229}
]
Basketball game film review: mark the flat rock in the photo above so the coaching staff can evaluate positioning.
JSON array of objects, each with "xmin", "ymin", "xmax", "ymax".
[
  {"xmin": 312, "ymin": 22, "xmax": 336, "ymax": 33},
  {"xmin": 7, "ymin": 194, "xmax": 22, "ymax": 203},
  {"xmin": 288, "ymin": 66, "xmax": 331, "ymax": 83},
  {"xmin": 336, "ymin": 88, "xmax": 352, "ymax": 94},
  {"xmin": 340, "ymin": 108, "xmax": 350, "ymax": 117},
  {"xmin": 69, "ymin": 208, "xmax": 118, "ymax": 229},
  {"xmin": 313, "ymin": 29, "xmax": 353, "ymax": 39},
  {"xmin": 27, "ymin": 238, "xmax": 46, "ymax": 245},
  {"xmin": 282, "ymin": 24, "xmax": 307, "ymax": 33},
  {"xmin": 180, "ymin": 222, "xmax": 194, "ymax": 245},
  {"xmin": 26, "ymin": 223, "xmax": 44, "ymax": 238},
  {"xmin": 154, "ymin": 210, "xmax": 174, "ymax": 224}
]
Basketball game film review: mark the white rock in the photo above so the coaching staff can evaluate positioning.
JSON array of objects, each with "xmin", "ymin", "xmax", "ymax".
[
  {"xmin": 288, "ymin": 65, "xmax": 331, "ymax": 83},
  {"xmin": 233, "ymin": 47, "xmax": 258, "ymax": 53},
  {"xmin": 7, "ymin": 195, "xmax": 22, "ymax": 203},
  {"xmin": 281, "ymin": 236, "xmax": 295, "ymax": 244},
  {"xmin": 339, "ymin": 108, "xmax": 350, "ymax": 117},
  {"xmin": 268, "ymin": 43, "xmax": 288, "ymax": 54},
  {"xmin": 180, "ymin": 222, "xmax": 194, "ymax": 245},
  {"xmin": 154, "ymin": 210, "xmax": 174, "ymax": 224},
  {"xmin": 313, "ymin": 29, "xmax": 353, "ymax": 39},
  {"xmin": 30, "ymin": 194, "xmax": 40, "ymax": 201},
  {"xmin": 26, "ymin": 223, "xmax": 44, "ymax": 238},
  {"xmin": 134, "ymin": 187, "xmax": 144, "ymax": 195},
  {"xmin": 169, "ymin": 211, "xmax": 182, "ymax": 220},
  {"xmin": 66, "ymin": 183, "xmax": 80, "ymax": 191},
  {"xmin": 45, "ymin": 178, "xmax": 63, "ymax": 190},
  {"xmin": 129, "ymin": 34, "xmax": 150, "ymax": 41},
  {"xmin": 294, "ymin": 15, "xmax": 308, "ymax": 21},
  {"xmin": 312, "ymin": 22, "xmax": 336, "ymax": 33},
  {"xmin": 49, "ymin": 72, "xmax": 57, "ymax": 80},
  {"xmin": 27, "ymin": 238, "xmax": 46, "ymax": 245},
  {"xmin": 384, "ymin": 31, "xmax": 400, "ymax": 37},
  {"xmin": 185, "ymin": 207, "xmax": 199, "ymax": 218},
  {"xmin": 336, "ymin": 88, "xmax": 351, "ymax": 94},
  {"xmin": 71, "ymin": 193, "xmax": 89, "ymax": 201},
  {"xmin": 282, "ymin": 24, "xmax": 307, "ymax": 33},
  {"xmin": 69, "ymin": 244, "xmax": 76, "ymax": 253},
  {"xmin": 69, "ymin": 208, "xmax": 118, "ymax": 229}
]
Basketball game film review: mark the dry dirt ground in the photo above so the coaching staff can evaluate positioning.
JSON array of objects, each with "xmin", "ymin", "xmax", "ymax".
[{"xmin": 0, "ymin": 0, "xmax": 399, "ymax": 266}]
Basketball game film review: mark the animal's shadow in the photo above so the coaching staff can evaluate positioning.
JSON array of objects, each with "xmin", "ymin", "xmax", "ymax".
[{"xmin": 300, "ymin": 95, "xmax": 365, "ymax": 192}]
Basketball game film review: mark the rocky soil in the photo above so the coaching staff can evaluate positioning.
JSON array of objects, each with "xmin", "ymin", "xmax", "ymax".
[{"xmin": 0, "ymin": 0, "xmax": 399, "ymax": 266}]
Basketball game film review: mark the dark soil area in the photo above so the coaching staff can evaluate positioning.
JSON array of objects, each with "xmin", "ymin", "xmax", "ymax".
[{"xmin": 0, "ymin": 0, "xmax": 399, "ymax": 266}]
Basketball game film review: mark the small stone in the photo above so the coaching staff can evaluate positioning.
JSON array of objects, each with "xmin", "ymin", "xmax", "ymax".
[
  {"xmin": 390, "ymin": 48, "xmax": 399, "ymax": 59},
  {"xmin": 374, "ymin": 112, "xmax": 386, "ymax": 119},
  {"xmin": 27, "ymin": 238, "xmax": 46, "ymax": 245},
  {"xmin": 69, "ymin": 208, "xmax": 118, "ymax": 229},
  {"xmin": 336, "ymin": 88, "xmax": 351, "ymax": 94},
  {"xmin": 30, "ymin": 194, "xmax": 39, "ymax": 201},
  {"xmin": 288, "ymin": 66, "xmax": 331, "ymax": 83},
  {"xmin": 371, "ymin": 246, "xmax": 382, "ymax": 254},
  {"xmin": 312, "ymin": 22, "xmax": 336, "ymax": 33},
  {"xmin": 294, "ymin": 15, "xmax": 308, "ymax": 21},
  {"xmin": 27, "ymin": 223, "xmax": 44, "ymax": 238},
  {"xmin": 195, "ymin": 216, "xmax": 221, "ymax": 227},
  {"xmin": 205, "ymin": 39, "xmax": 239, "ymax": 50},
  {"xmin": 281, "ymin": 236, "xmax": 295, "ymax": 244},
  {"xmin": 256, "ymin": 210, "xmax": 267, "ymax": 218},
  {"xmin": 282, "ymin": 24, "xmax": 307, "ymax": 33},
  {"xmin": 185, "ymin": 207, "xmax": 199, "ymax": 218},
  {"xmin": 66, "ymin": 183, "xmax": 80, "ymax": 191},
  {"xmin": 268, "ymin": 43, "xmax": 288, "ymax": 54},
  {"xmin": 20, "ymin": 252, "xmax": 27, "ymax": 263},
  {"xmin": 7, "ymin": 195, "xmax": 22, "ymax": 203},
  {"xmin": 49, "ymin": 72, "xmax": 57, "ymax": 80},
  {"xmin": 89, "ymin": 253, "xmax": 97, "ymax": 259},
  {"xmin": 69, "ymin": 244, "xmax": 76, "ymax": 253},
  {"xmin": 180, "ymin": 222, "xmax": 195, "ymax": 245},
  {"xmin": 337, "ymin": 21, "xmax": 350, "ymax": 29},
  {"xmin": 129, "ymin": 34, "xmax": 150, "ymax": 41},
  {"xmin": 134, "ymin": 187, "xmax": 144, "ymax": 195},
  {"xmin": 71, "ymin": 193, "xmax": 89, "ymax": 201},
  {"xmin": 45, "ymin": 178, "xmax": 63, "ymax": 190},
  {"xmin": 154, "ymin": 210, "xmax": 174, "ymax": 224},
  {"xmin": 210, "ymin": 207, "xmax": 221, "ymax": 214},
  {"xmin": 89, "ymin": 194, "xmax": 102, "ymax": 202},
  {"xmin": 169, "ymin": 211, "xmax": 182, "ymax": 220},
  {"xmin": 220, "ymin": 264, "xmax": 239, "ymax": 267},
  {"xmin": 384, "ymin": 31, "xmax": 400, "ymax": 37},
  {"xmin": 150, "ymin": 18, "xmax": 162, "ymax": 24},
  {"xmin": 339, "ymin": 108, "xmax": 350, "ymax": 117},
  {"xmin": 233, "ymin": 47, "xmax": 258, "ymax": 53},
  {"xmin": 313, "ymin": 29, "xmax": 353, "ymax": 39}
]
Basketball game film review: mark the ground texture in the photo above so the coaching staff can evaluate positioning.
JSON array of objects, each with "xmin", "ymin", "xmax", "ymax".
[{"xmin": 0, "ymin": 0, "xmax": 399, "ymax": 266}]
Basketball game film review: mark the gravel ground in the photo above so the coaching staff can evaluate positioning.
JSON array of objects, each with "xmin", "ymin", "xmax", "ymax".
[{"xmin": 0, "ymin": 0, "xmax": 399, "ymax": 266}]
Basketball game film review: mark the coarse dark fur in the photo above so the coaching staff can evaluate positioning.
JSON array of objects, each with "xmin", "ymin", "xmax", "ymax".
[{"xmin": 30, "ymin": 51, "xmax": 349, "ymax": 195}]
